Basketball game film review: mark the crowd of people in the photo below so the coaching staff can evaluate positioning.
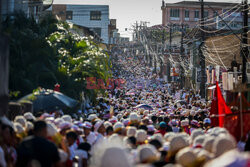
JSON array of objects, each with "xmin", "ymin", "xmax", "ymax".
[{"xmin": 0, "ymin": 47, "xmax": 250, "ymax": 167}]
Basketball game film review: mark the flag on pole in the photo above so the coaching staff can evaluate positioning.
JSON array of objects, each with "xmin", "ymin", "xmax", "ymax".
[{"xmin": 210, "ymin": 82, "xmax": 232, "ymax": 127}]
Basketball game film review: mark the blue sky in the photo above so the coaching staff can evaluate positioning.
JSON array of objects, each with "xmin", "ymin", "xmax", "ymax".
[{"xmin": 53, "ymin": 0, "xmax": 242, "ymax": 39}]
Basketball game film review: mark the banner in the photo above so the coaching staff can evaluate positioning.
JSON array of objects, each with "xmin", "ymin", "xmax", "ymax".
[{"xmin": 224, "ymin": 111, "xmax": 250, "ymax": 141}]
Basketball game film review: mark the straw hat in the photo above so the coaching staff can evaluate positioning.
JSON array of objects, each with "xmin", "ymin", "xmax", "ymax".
[
  {"xmin": 94, "ymin": 120, "xmax": 104, "ymax": 132},
  {"xmin": 47, "ymin": 122, "xmax": 58, "ymax": 137},
  {"xmin": 100, "ymin": 147, "xmax": 132, "ymax": 167},
  {"xmin": 136, "ymin": 130, "xmax": 147, "ymax": 143},
  {"xmin": 193, "ymin": 135, "xmax": 206, "ymax": 147},
  {"xmin": 24, "ymin": 112, "xmax": 36, "ymax": 121},
  {"xmin": 190, "ymin": 129, "xmax": 204, "ymax": 143},
  {"xmin": 14, "ymin": 122, "xmax": 25, "ymax": 134},
  {"xmin": 164, "ymin": 132, "xmax": 175, "ymax": 142},
  {"xmin": 204, "ymin": 149, "xmax": 249, "ymax": 167},
  {"xmin": 127, "ymin": 126, "xmax": 137, "ymax": 137},
  {"xmin": 169, "ymin": 134, "xmax": 189, "ymax": 153},
  {"xmin": 26, "ymin": 121, "xmax": 34, "ymax": 131},
  {"xmin": 113, "ymin": 122, "xmax": 124, "ymax": 133},
  {"xmin": 14, "ymin": 116, "xmax": 27, "ymax": 127},
  {"xmin": 212, "ymin": 135, "xmax": 236, "ymax": 157},
  {"xmin": 62, "ymin": 115, "xmax": 72, "ymax": 123},
  {"xmin": 176, "ymin": 147, "xmax": 196, "ymax": 167},
  {"xmin": 137, "ymin": 144, "xmax": 160, "ymax": 163},
  {"xmin": 104, "ymin": 121, "xmax": 112, "ymax": 129},
  {"xmin": 203, "ymin": 136, "xmax": 215, "ymax": 153}
]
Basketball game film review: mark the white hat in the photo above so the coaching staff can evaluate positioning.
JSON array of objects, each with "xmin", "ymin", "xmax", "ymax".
[
  {"xmin": 54, "ymin": 118, "xmax": 64, "ymax": 127},
  {"xmin": 47, "ymin": 122, "xmax": 58, "ymax": 137},
  {"xmin": 169, "ymin": 134, "xmax": 189, "ymax": 153},
  {"xmin": 94, "ymin": 120, "xmax": 104, "ymax": 132},
  {"xmin": 59, "ymin": 122, "xmax": 72, "ymax": 130},
  {"xmin": 137, "ymin": 144, "xmax": 160, "ymax": 163},
  {"xmin": 129, "ymin": 112, "xmax": 140, "ymax": 122},
  {"xmin": 104, "ymin": 121, "xmax": 112, "ymax": 129},
  {"xmin": 176, "ymin": 147, "xmax": 196, "ymax": 167},
  {"xmin": 14, "ymin": 115, "xmax": 27, "ymax": 127},
  {"xmin": 212, "ymin": 135, "xmax": 236, "ymax": 157},
  {"xmin": 126, "ymin": 126, "xmax": 137, "ymax": 137},
  {"xmin": 100, "ymin": 147, "xmax": 132, "ymax": 167},
  {"xmin": 88, "ymin": 114, "xmax": 97, "ymax": 122},
  {"xmin": 26, "ymin": 121, "xmax": 34, "ymax": 131},
  {"xmin": 204, "ymin": 149, "xmax": 249, "ymax": 167},
  {"xmin": 152, "ymin": 133, "xmax": 164, "ymax": 145},
  {"xmin": 203, "ymin": 136, "xmax": 215, "ymax": 153},
  {"xmin": 14, "ymin": 122, "xmax": 24, "ymax": 134},
  {"xmin": 190, "ymin": 129, "xmax": 204, "ymax": 143},
  {"xmin": 193, "ymin": 135, "xmax": 206, "ymax": 147},
  {"xmin": 62, "ymin": 115, "xmax": 72, "ymax": 123},
  {"xmin": 83, "ymin": 121, "xmax": 92, "ymax": 129},
  {"xmin": 164, "ymin": 132, "xmax": 175, "ymax": 142},
  {"xmin": 109, "ymin": 116, "xmax": 118, "ymax": 124},
  {"xmin": 24, "ymin": 112, "xmax": 36, "ymax": 121},
  {"xmin": 136, "ymin": 130, "xmax": 147, "ymax": 143},
  {"xmin": 113, "ymin": 122, "xmax": 124, "ymax": 133},
  {"xmin": 181, "ymin": 119, "xmax": 189, "ymax": 127}
]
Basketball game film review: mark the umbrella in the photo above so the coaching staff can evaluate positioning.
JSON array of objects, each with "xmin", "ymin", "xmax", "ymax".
[
  {"xmin": 19, "ymin": 89, "xmax": 78, "ymax": 112},
  {"xmin": 135, "ymin": 104, "xmax": 153, "ymax": 110},
  {"xmin": 174, "ymin": 100, "xmax": 188, "ymax": 105},
  {"xmin": 125, "ymin": 91, "xmax": 135, "ymax": 96}
]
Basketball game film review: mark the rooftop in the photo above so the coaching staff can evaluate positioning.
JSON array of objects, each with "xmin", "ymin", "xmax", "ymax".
[{"xmin": 163, "ymin": 1, "xmax": 238, "ymax": 8}]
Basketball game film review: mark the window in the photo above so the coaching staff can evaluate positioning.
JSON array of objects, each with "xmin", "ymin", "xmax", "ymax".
[
  {"xmin": 204, "ymin": 11, "xmax": 209, "ymax": 18},
  {"xmin": 93, "ymin": 28, "xmax": 102, "ymax": 37},
  {"xmin": 170, "ymin": 9, "xmax": 180, "ymax": 17},
  {"xmin": 185, "ymin": 10, "xmax": 189, "ymax": 18},
  {"xmin": 195, "ymin": 10, "xmax": 199, "ymax": 18},
  {"xmin": 90, "ymin": 11, "xmax": 101, "ymax": 20},
  {"xmin": 66, "ymin": 11, "xmax": 73, "ymax": 20}
]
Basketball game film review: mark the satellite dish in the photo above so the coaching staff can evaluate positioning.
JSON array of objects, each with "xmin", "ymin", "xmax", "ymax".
[{"xmin": 42, "ymin": 0, "xmax": 54, "ymax": 11}]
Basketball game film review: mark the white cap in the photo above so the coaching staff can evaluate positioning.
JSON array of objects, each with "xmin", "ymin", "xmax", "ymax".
[
  {"xmin": 126, "ymin": 126, "xmax": 137, "ymax": 137},
  {"xmin": 137, "ymin": 144, "xmax": 159, "ymax": 163},
  {"xmin": 94, "ymin": 120, "xmax": 104, "ymax": 132},
  {"xmin": 83, "ymin": 121, "xmax": 92, "ymax": 129},
  {"xmin": 14, "ymin": 115, "xmax": 27, "ymax": 127},
  {"xmin": 113, "ymin": 122, "xmax": 124, "ymax": 133},
  {"xmin": 62, "ymin": 115, "xmax": 72, "ymax": 123}
]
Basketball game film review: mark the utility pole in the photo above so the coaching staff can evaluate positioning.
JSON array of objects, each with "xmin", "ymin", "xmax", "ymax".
[
  {"xmin": 167, "ymin": 24, "xmax": 172, "ymax": 82},
  {"xmin": 242, "ymin": 0, "xmax": 249, "ymax": 83},
  {"xmin": 199, "ymin": 0, "xmax": 206, "ymax": 98},
  {"xmin": 180, "ymin": 23, "xmax": 185, "ymax": 88}
]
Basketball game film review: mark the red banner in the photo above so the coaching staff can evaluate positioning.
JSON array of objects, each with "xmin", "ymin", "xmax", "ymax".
[{"xmin": 224, "ymin": 111, "xmax": 250, "ymax": 141}]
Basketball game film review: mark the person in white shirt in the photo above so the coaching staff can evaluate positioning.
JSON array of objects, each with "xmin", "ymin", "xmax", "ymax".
[
  {"xmin": 74, "ymin": 143, "xmax": 91, "ymax": 167},
  {"xmin": 82, "ymin": 122, "xmax": 96, "ymax": 145},
  {"xmin": 94, "ymin": 121, "xmax": 106, "ymax": 144}
]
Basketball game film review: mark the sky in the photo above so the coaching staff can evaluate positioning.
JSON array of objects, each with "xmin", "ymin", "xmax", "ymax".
[{"xmin": 53, "ymin": 0, "xmax": 242, "ymax": 39}]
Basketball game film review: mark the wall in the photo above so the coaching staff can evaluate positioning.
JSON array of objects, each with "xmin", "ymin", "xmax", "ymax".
[{"xmin": 66, "ymin": 5, "xmax": 109, "ymax": 44}]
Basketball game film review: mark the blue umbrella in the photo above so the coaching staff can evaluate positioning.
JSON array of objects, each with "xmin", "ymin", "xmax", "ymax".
[
  {"xmin": 135, "ymin": 104, "xmax": 153, "ymax": 110},
  {"xmin": 19, "ymin": 89, "xmax": 78, "ymax": 112}
]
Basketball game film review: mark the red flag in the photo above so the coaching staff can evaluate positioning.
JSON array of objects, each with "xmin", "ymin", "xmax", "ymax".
[{"xmin": 210, "ymin": 82, "xmax": 232, "ymax": 127}]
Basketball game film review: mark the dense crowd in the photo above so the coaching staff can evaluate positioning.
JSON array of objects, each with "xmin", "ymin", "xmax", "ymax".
[{"xmin": 0, "ymin": 47, "xmax": 250, "ymax": 167}]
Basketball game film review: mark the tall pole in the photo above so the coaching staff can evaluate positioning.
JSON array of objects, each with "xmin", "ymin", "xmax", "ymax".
[
  {"xmin": 242, "ymin": 0, "xmax": 248, "ymax": 84},
  {"xmin": 200, "ymin": 0, "xmax": 206, "ymax": 98},
  {"xmin": 180, "ymin": 23, "xmax": 185, "ymax": 88},
  {"xmin": 167, "ymin": 24, "xmax": 172, "ymax": 82}
]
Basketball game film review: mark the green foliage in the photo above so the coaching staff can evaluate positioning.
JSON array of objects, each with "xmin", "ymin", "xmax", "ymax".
[{"xmin": 2, "ymin": 12, "xmax": 111, "ymax": 102}]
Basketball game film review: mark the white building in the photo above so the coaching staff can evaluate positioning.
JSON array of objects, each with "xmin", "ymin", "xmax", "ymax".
[{"xmin": 50, "ymin": 4, "xmax": 110, "ymax": 44}]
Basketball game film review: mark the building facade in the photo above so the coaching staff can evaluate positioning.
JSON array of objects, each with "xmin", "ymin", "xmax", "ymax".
[
  {"xmin": 0, "ymin": 0, "xmax": 44, "ymax": 21},
  {"xmin": 51, "ymin": 4, "xmax": 110, "ymax": 44},
  {"xmin": 161, "ymin": 1, "xmax": 241, "ymax": 30}
]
